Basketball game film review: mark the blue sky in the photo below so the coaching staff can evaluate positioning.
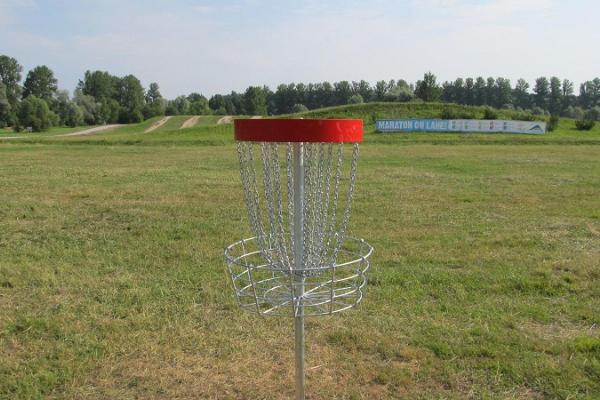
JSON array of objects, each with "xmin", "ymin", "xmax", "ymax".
[{"xmin": 1, "ymin": 0, "xmax": 599, "ymax": 98}]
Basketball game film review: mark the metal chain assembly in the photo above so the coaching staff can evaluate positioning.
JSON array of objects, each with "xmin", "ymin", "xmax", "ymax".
[{"xmin": 236, "ymin": 141, "xmax": 359, "ymax": 276}]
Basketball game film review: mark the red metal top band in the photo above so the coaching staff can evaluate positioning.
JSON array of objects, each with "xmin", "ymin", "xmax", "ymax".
[{"xmin": 234, "ymin": 119, "xmax": 363, "ymax": 143}]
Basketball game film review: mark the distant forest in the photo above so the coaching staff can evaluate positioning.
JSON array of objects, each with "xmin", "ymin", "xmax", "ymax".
[{"xmin": 1, "ymin": 54, "xmax": 600, "ymax": 132}]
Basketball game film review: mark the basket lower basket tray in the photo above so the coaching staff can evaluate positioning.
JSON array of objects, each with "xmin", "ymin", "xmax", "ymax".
[{"xmin": 225, "ymin": 236, "xmax": 372, "ymax": 316}]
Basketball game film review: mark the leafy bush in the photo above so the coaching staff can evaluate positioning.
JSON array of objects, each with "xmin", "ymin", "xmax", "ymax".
[
  {"xmin": 348, "ymin": 95, "xmax": 364, "ymax": 105},
  {"xmin": 458, "ymin": 112, "xmax": 475, "ymax": 119},
  {"xmin": 483, "ymin": 107, "xmax": 498, "ymax": 120},
  {"xmin": 575, "ymin": 118, "xmax": 595, "ymax": 130},
  {"xmin": 587, "ymin": 106, "xmax": 600, "ymax": 121},
  {"xmin": 291, "ymin": 103, "xmax": 309, "ymax": 113},
  {"xmin": 531, "ymin": 106, "xmax": 545, "ymax": 116},
  {"xmin": 511, "ymin": 112, "xmax": 536, "ymax": 121},
  {"xmin": 63, "ymin": 102, "xmax": 83, "ymax": 127},
  {"xmin": 547, "ymin": 115, "xmax": 559, "ymax": 132},
  {"xmin": 16, "ymin": 95, "xmax": 57, "ymax": 132},
  {"xmin": 385, "ymin": 85, "xmax": 413, "ymax": 102},
  {"xmin": 564, "ymin": 106, "xmax": 585, "ymax": 120},
  {"xmin": 440, "ymin": 107, "xmax": 458, "ymax": 119}
]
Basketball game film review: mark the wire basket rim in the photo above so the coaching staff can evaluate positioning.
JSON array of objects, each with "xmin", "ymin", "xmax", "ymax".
[{"xmin": 225, "ymin": 235, "xmax": 373, "ymax": 273}]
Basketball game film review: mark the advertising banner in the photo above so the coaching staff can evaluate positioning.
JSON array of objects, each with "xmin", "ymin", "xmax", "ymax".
[{"xmin": 376, "ymin": 119, "xmax": 546, "ymax": 134}]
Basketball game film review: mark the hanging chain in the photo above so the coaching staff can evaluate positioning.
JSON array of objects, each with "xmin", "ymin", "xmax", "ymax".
[
  {"xmin": 332, "ymin": 142, "xmax": 359, "ymax": 263},
  {"xmin": 237, "ymin": 141, "xmax": 360, "ymax": 276},
  {"xmin": 286, "ymin": 143, "xmax": 295, "ymax": 267}
]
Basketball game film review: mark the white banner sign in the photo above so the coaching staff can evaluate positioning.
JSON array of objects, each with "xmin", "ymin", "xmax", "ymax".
[{"xmin": 376, "ymin": 119, "xmax": 546, "ymax": 134}]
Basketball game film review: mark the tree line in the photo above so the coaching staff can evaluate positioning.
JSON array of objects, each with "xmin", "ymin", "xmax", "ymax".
[
  {"xmin": 0, "ymin": 55, "xmax": 211, "ymax": 131},
  {"xmin": 1, "ymin": 53, "xmax": 599, "ymax": 132}
]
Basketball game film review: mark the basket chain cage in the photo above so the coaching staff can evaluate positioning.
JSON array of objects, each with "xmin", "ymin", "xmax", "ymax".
[{"xmin": 225, "ymin": 141, "xmax": 373, "ymax": 317}]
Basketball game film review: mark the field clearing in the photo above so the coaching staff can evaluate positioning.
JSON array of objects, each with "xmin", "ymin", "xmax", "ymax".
[{"xmin": 1, "ymin": 103, "xmax": 600, "ymax": 399}]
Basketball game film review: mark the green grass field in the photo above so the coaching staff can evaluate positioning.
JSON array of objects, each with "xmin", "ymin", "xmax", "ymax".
[{"xmin": 1, "ymin": 104, "xmax": 599, "ymax": 399}]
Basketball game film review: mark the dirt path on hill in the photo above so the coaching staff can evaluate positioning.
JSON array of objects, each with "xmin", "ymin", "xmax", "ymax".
[
  {"xmin": 181, "ymin": 116, "xmax": 199, "ymax": 129},
  {"xmin": 58, "ymin": 124, "xmax": 123, "ymax": 137},
  {"xmin": 145, "ymin": 116, "xmax": 172, "ymax": 133},
  {"xmin": 217, "ymin": 116, "xmax": 233, "ymax": 125},
  {"xmin": 0, "ymin": 124, "xmax": 123, "ymax": 139}
]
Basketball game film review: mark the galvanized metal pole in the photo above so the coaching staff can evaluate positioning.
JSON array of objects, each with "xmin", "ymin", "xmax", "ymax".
[{"xmin": 293, "ymin": 143, "xmax": 305, "ymax": 400}]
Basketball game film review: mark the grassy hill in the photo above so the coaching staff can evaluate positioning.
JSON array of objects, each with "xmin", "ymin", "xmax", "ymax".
[
  {"xmin": 8, "ymin": 102, "xmax": 600, "ymax": 146},
  {"xmin": 0, "ymin": 103, "xmax": 600, "ymax": 145},
  {"xmin": 2, "ymin": 103, "xmax": 599, "ymax": 146},
  {"xmin": 295, "ymin": 102, "xmax": 527, "ymax": 122}
]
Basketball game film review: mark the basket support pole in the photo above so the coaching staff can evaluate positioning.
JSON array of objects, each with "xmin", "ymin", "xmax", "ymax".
[{"xmin": 293, "ymin": 143, "xmax": 305, "ymax": 400}]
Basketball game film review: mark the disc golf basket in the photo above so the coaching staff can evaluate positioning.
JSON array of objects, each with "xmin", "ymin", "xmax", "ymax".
[{"xmin": 225, "ymin": 119, "xmax": 373, "ymax": 400}]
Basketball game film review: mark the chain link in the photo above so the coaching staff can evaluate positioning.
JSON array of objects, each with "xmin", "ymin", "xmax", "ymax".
[{"xmin": 237, "ymin": 141, "xmax": 359, "ymax": 277}]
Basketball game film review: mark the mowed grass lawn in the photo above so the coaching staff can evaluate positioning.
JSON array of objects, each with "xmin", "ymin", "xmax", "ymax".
[{"xmin": 1, "ymin": 135, "xmax": 599, "ymax": 399}]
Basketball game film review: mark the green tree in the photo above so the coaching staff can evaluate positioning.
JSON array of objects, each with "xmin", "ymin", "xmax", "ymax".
[
  {"xmin": 464, "ymin": 78, "xmax": 475, "ymax": 105},
  {"xmin": 273, "ymin": 83, "xmax": 297, "ymax": 114},
  {"xmin": 52, "ymin": 90, "xmax": 84, "ymax": 127},
  {"xmin": 565, "ymin": 106, "xmax": 585, "ymax": 120},
  {"xmin": 100, "ymin": 99, "xmax": 120, "ymax": 123},
  {"xmin": 0, "ymin": 55, "xmax": 23, "ymax": 125},
  {"xmin": 473, "ymin": 77, "xmax": 486, "ymax": 105},
  {"xmin": 387, "ymin": 80, "xmax": 413, "ymax": 102},
  {"xmin": 575, "ymin": 110, "xmax": 596, "ymax": 130},
  {"xmin": 348, "ymin": 94, "xmax": 364, "ymax": 104},
  {"xmin": 143, "ymin": 82, "xmax": 165, "ymax": 118},
  {"xmin": 146, "ymin": 82, "xmax": 162, "ymax": 104},
  {"xmin": 485, "ymin": 77, "xmax": 496, "ymax": 106},
  {"xmin": 453, "ymin": 78, "xmax": 465, "ymax": 104},
  {"xmin": 547, "ymin": 114, "xmax": 559, "ymax": 132},
  {"xmin": 16, "ymin": 95, "xmax": 57, "ymax": 132},
  {"xmin": 209, "ymin": 94, "xmax": 226, "ymax": 113},
  {"xmin": 548, "ymin": 77, "xmax": 563, "ymax": 115},
  {"xmin": 74, "ymin": 89, "xmax": 101, "ymax": 124},
  {"xmin": 115, "ymin": 75, "xmax": 145, "ymax": 123},
  {"xmin": 441, "ymin": 81, "xmax": 455, "ymax": 103},
  {"xmin": 561, "ymin": 79, "xmax": 575, "ymax": 111},
  {"xmin": 243, "ymin": 86, "xmax": 267, "ymax": 115},
  {"xmin": 64, "ymin": 102, "xmax": 83, "ymax": 127},
  {"xmin": 52, "ymin": 90, "xmax": 72, "ymax": 125},
  {"xmin": 495, "ymin": 77, "xmax": 512, "ymax": 108},
  {"xmin": 23, "ymin": 65, "xmax": 58, "ymax": 101},
  {"xmin": 188, "ymin": 93, "xmax": 210, "ymax": 115},
  {"xmin": 0, "ymin": 55, "xmax": 22, "ymax": 104},
  {"xmin": 352, "ymin": 80, "xmax": 373, "ymax": 102},
  {"xmin": 373, "ymin": 80, "xmax": 392, "ymax": 101},
  {"xmin": 291, "ymin": 103, "xmax": 308, "ymax": 113},
  {"xmin": 319, "ymin": 82, "xmax": 335, "ymax": 107},
  {"xmin": 533, "ymin": 77, "xmax": 550, "ymax": 110},
  {"xmin": 167, "ymin": 96, "xmax": 190, "ymax": 115},
  {"xmin": 0, "ymin": 82, "xmax": 10, "ymax": 127},
  {"xmin": 334, "ymin": 81, "xmax": 353, "ymax": 105},
  {"xmin": 78, "ymin": 70, "xmax": 117, "ymax": 100},
  {"xmin": 415, "ymin": 72, "xmax": 441, "ymax": 102},
  {"xmin": 513, "ymin": 79, "xmax": 531, "ymax": 109},
  {"xmin": 579, "ymin": 79, "xmax": 600, "ymax": 109},
  {"xmin": 225, "ymin": 91, "xmax": 244, "ymax": 115}
]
